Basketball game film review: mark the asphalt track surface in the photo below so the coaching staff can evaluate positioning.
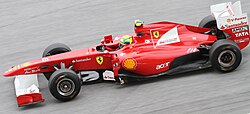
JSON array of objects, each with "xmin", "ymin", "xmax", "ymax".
[{"xmin": 1, "ymin": 0, "xmax": 250, "ymax": 114}]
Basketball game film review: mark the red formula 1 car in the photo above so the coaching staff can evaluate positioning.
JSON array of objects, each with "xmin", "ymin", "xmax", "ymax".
[{"xmin": 3, "ymin": 1, "xmax": 250, "ymax": 107}]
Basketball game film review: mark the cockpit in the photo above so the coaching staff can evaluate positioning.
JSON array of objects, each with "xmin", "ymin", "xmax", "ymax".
[{"xmin": 96, "ymin": 34, "xmax": 134, "ymax": 52}]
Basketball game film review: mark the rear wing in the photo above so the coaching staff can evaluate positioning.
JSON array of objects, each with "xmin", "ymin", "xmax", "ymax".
[{"xmin": 211, "ymin": 1, "xmax": 249, "ymax": 49}]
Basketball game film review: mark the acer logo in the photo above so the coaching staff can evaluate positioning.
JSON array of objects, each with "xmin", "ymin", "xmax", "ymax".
[{"xmin": 156, "ymin": 62, "xmax": 170, "ymax": 70}]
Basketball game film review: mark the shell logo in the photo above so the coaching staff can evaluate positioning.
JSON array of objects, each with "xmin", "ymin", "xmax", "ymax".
[{"xmin": 123, "ymin": 58, "xmax": 137, "ymax": 70}]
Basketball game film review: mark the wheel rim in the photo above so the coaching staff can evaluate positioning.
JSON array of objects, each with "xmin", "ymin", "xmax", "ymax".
[
  {"xmin": 218, "ymin": 50, "xmax": 236, "ymax": 68},
  {"xmin": 57, "ymin": 77, "xmax": 75, "ymax": 96}
]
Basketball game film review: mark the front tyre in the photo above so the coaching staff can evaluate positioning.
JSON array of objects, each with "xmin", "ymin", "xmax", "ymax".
[
  {"xmin": 49, "ymin": 69, "xmax": 81, "ymax": 102},
  {"xmin": 209, "ymin": 40, "xmax": 242, "ymax": 72},
  {"xmin": 42, "ymin": 43, "xmax": 71, "ymax": 57},
  {"xmin": 42, "ymin": 43, "xmax": 71, "ymax": 80}
]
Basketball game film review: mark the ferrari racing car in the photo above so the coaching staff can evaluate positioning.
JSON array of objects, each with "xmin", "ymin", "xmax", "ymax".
[{"xmin": 2, "ymin": 1, "xmax": 249, "ymax": 107}]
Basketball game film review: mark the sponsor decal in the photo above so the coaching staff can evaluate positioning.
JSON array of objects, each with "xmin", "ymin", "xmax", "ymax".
[
  {"xmin": 156, "ymin": 62, "xmax": 170, "ymax": 70},
  {"xmin": 103, "ymin": 71, "xmax": 115, "ymax": 81},
  {"xmin": 217, "ymin": 13, "xmax": 248, "ymax": 30},
  {"xmin": 232, "ymin": 26, "xmax": 248, "ymax": 33},
  {"xmin": 96, "ymin": 56, "xmax": 103, "ymax": 65},
  {"xmin": 103, "ymin": 75, "xmax": 115, "ymax": 80},
  {"xmin": 155, "ymin": 26, "xmax": 180, "ymax": 47},
  {"xmin": 227, "ymin": 17, "xmax": 247, "ymax": 23},
  {"xmin": 123, "ymin": 58, "xmax": 137, "ymax": 70},
  {"xmin": 24, "ymin": 67, "xmax": 41, "ymax": 74},
  {"xmin": 235, "ymin": 32, "xmax": 249, "ymax": 37},
  {"xmin": 153, "ymin": 31, "xmax": 160, "ymax": 38},
  {"xmin": 73, "ymin": 58, "xmax": 91, "ymax": 63},
  {"xmin": 27, "ymin": 84, "xmax": 39, "ymax": 94},
  {"xmin": 187, "ymin": 48, "xmax": 198, "ymax": 53},
  {"xmin": 41, "ymin": 58, "xmax": 49, "ymax": 62},
  {"xmin": 22, "ymin": 62, "xmax": 30, "ymax": 67},
  {"xmin": 220, "ymin": 21, "xmax": 248, "ymax": 30},
  {"xmin": 234, "ymin": 38, "xmax": 249, "ymax": 43}
]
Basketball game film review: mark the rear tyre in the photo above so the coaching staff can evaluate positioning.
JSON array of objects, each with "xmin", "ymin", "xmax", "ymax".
[
  {"xmin": 42, "ymin": 43, "xmax": 71, "ymax": 80},
  {"xmin": 199, "ymin": 15, "xmax": 226, "ymax": 39},
  {"xmin": 209, "ymin": 40, "xmax": 242, "ymax": 72},
  {"xmin": 49, "ymin": 69, "xmax": 81, "ymax": 102}
]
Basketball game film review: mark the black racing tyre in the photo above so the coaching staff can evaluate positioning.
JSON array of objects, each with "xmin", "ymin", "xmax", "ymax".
[
  {"xmin": 42, "ymin": 43, "xmax": 71, "ymax": 57},
  {"xmin": 42, "ymin": 43, "xmax": 71, "ymax": 80},
  {"xmin": 199, "ymin": 15, "xmax": 216, "ymax": 28},
  {"xmin": 209, "ymin": 40, "xmax": 242, "ymax": 72},
  {"xmin": 49, "ymin": 69, "xmax": 81, "ymax": 102},
  {"xmin": 199, "ymin": 15, "xmax": 226, "ymax": 39}
]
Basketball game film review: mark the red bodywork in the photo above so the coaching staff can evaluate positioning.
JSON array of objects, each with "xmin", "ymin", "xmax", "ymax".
[
  {"xmin": 3, "ymin": 21, "xmax": 249, "ymax": 77},
  {"xmin": 2, "ymin": 21, "xmax": 249, "ymax": 107},
  {"xmin": 17, "ymin": 93, "xmax": 44, "ymax": 107}
]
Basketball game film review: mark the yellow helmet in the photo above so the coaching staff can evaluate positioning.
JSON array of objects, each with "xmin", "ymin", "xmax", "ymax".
[{"xmin": 134, "ymin": 20, "xmax": 144, "ymax": 27}]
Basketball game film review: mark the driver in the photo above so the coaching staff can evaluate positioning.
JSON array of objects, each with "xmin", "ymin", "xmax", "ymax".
[
  {"xmin": 118, "ymin": 35, "xmax": 133, "ymax": 49},
  {"xmin": 99, "ymin": 35, "xmax": 133, "ymax": 52}
]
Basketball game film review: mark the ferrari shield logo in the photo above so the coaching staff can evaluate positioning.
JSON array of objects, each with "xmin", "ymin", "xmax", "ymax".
[
  {"xmin": 153, "ymin": 31, "xmax": 159, "ymax": 38},
  {"xmin": 96, "ymin": 56, "xmax": 103, "ymax": 65}
]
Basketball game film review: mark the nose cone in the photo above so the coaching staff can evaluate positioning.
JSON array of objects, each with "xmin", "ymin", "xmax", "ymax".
[
  {"xmin": 3, "ymin": 62, "xmax": 32, "ymax": 77},
  {"xmin": 3, "ymin": 68, "xmax": 14, "ymax": 77}
]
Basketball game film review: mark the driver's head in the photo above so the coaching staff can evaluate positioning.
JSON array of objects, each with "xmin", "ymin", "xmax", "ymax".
[{"xmin": 119, "ymin": 35, "xmax": 133, "ymax": 47}]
